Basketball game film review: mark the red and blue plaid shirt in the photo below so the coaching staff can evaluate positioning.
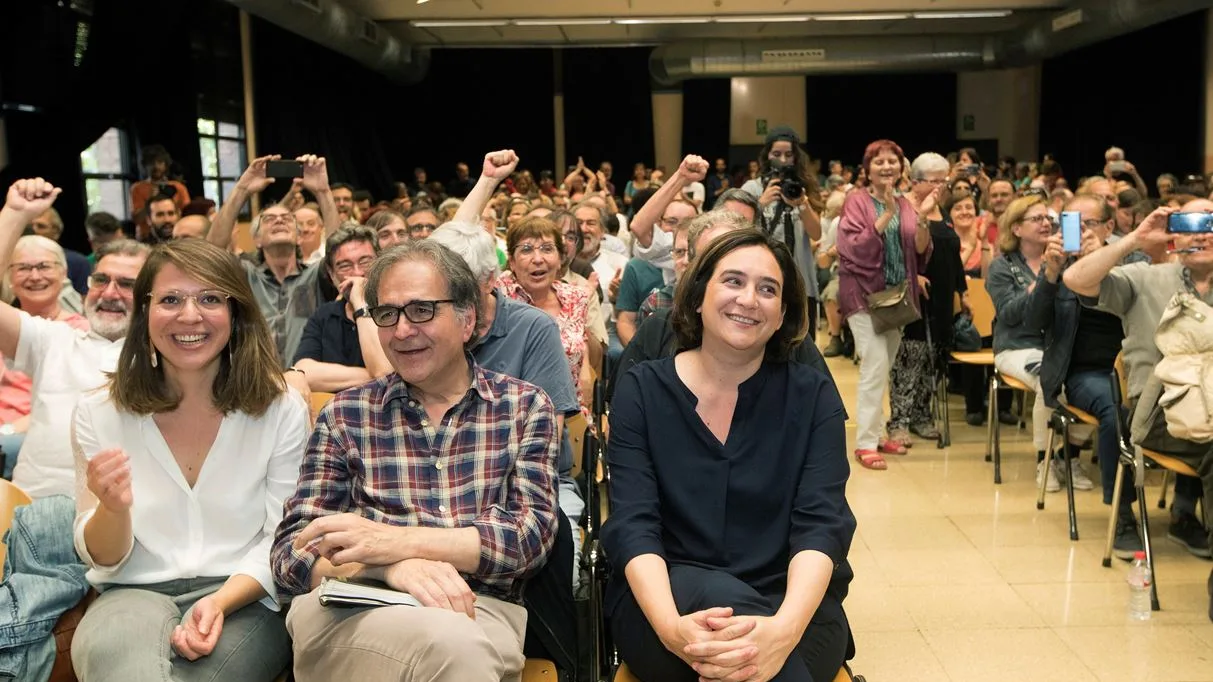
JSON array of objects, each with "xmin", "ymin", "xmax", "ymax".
[{"xmin": 271, "ymin": 358, "xmax": 559, "ymax": 602}]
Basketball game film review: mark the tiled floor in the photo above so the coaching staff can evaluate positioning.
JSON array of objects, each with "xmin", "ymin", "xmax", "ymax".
[{"xmin": 827, "ymin": 355, "xmax": 1213, "ymax": 682}]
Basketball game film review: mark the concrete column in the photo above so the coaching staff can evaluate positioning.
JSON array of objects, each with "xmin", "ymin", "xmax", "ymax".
[
  {"xmin": 554, "ymin": 94, "xmax": 566, "ymax": 174},
  {"xmin": 652, "ymin": 87, "xmax": 683, "ymax": 172},
  {"xmin": 729, "ymin": 77, "xmax": 806, "ymax": 146},
  {"xmin": 554, "ymin": 49, "xmax": 566, "ymax": 173},
  {"xmin": 1204, "ymin": 9, "xmax": 1213, "ymax": 173},
  {"xmin": 956, "ymin": 65, "xmax": 1039, "ymax": 163}
]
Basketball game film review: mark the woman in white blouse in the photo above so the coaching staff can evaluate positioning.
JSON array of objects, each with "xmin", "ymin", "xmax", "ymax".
[{"xmin": 70, "ymin": 238, "xmax": 308, "ymax": 681}]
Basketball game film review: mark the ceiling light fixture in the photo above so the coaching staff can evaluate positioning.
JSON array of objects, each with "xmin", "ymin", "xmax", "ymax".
[
  {"xmin": 714, "ymin": 15, "xmax": 811, "ymax": 23},
  {"xmin": 813, "ymin": 13, "xmax": 910, "ymax": 21},
  {"xmin": 514, "ymin": 18, "xmax": 613, "ymax": 26},
  {"xmin": 411, "ymin": 19, "xmax": 509, "ymax": 27},
  {"xmin": 912, "ymin": 10, "xmax": 1013, "ymax": 19},
  {"xmin": 615, "ymin": 17, "xmax": 712, "ymax": 24}
]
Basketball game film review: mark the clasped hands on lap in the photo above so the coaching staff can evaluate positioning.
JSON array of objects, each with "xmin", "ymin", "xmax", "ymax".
[
  {"xmin": 293, "ymin": 512, "xmax": 478, "ymax": 619},
  {"xmin": 661, "ymin": 608, "xmax": 798, "ymax": 682}
]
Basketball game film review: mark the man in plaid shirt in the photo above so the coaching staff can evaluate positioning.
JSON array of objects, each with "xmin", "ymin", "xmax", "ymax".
[{"xmin": 271, "ymin": 239, "xmax": 559, "ymax": 682}]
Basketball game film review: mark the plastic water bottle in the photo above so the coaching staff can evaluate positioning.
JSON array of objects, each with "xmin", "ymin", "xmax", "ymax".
[{"xmin": 1127, "ymin": 550, "xmax": 1152, "ymax": 621}]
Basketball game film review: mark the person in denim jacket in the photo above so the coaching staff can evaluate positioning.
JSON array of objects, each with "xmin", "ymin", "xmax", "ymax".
[
  {"xmin": 986, "ymin": 194, "xmax": 1095, "ymax": 492},
  {"xmin": 1038, "ymin": 194, "xmax": 1144, "ymax": 558}
]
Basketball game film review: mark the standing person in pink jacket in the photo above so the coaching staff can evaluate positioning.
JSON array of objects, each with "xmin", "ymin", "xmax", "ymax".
[{"xmin": 837, "ymin": 140, "xmax": 934, "ymax": 471}]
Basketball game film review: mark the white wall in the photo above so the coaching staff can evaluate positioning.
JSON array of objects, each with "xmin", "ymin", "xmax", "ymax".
[
  {"xmin": 729, "ymin": 77, "xmax": 807, "ymax": 146},
  {"xmin": 956, "ymin": 66, "xmax": 1040, "ymax": 163}
]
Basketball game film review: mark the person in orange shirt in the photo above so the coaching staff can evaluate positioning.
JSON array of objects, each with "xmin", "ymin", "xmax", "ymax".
[{"xmin": 130, "ymin": 145, "xmax": 191, "ymax": 239}]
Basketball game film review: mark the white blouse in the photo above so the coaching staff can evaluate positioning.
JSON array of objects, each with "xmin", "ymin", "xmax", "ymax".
[{"xmin": 72, "ymin": 389, "xmax": 309, "ymax": 610}]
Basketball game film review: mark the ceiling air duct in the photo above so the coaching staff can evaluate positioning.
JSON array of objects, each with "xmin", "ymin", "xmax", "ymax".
[
  {"xmin": 224, "ymin": 0, "xmax": 429, "ymax": 84},
  {"xmin": 650, "ymin": 0, "xmax": 1213, "ymax": 83}
]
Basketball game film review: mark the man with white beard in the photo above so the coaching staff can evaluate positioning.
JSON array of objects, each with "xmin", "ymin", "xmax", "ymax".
[{"xmin": 0, "ymin": 178, "xmax": 151, "ymax": 499}]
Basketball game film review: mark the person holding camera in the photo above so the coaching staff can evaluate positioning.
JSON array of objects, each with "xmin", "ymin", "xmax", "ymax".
[{"xmin": 741, "ymin": 127, "xmax": 825, "ymax": 332}]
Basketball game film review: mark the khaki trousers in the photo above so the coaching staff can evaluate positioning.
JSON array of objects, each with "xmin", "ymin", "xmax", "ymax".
[{"xmin": 286, "ymin": 588, "xmax": 527, "ymax": 682}]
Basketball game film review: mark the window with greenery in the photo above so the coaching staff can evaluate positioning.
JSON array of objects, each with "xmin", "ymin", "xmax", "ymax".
[
  {"xmin": 197, "ymin": 117, "xmax": 246, "ymax": 211},
  {"xmin": 80, "ymin": 127, "xmax": 129, "ymax": 219}
]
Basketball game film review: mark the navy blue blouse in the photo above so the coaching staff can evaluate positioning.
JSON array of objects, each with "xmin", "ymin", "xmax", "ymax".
[{"xmin": 602, "ymin": 356, "xmax": 856, "ymax": 622}]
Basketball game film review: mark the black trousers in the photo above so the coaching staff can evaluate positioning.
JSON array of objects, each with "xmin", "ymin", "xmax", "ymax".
[{"xmin": 610, "ymin": 565, "xmax": 849, "ymax": 682}]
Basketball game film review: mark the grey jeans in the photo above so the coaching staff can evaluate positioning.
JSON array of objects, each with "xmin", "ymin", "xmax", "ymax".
[{"xmin": 71, "ymin": 577, "xmax": 290, "ymax": 682}]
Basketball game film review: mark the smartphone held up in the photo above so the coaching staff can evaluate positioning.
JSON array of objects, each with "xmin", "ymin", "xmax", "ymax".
[
  {"xmin": 1060, "ymin": 211, "xmax": 1082, "ymax": 253},
  {"xmin": 266, "ymin": 160, "xmax": 304, "ymax": 179},
  {"xmin": 1166, "ymin": 212, "xmax": 1213, "ymax": 234}
]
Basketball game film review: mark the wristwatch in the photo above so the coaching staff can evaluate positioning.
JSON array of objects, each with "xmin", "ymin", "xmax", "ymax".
[{"xmin": 353, "ymin": 306, "xmax": 372, "ymax": 320}]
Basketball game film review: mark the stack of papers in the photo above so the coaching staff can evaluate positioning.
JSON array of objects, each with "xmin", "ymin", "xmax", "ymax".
[{"xmin": 317, "ymin": 577, "xmax": 423, "ymax": 608}]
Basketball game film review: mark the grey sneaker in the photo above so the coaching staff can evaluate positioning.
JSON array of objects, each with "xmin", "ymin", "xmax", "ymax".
[
  {"xmin": 1061, "ymin": 459, "xmax": 1096, "ymax": 491},
  {"xmin": 1114, "ymin": 516, "xmax": 1145, "ymax": 561},
  {"xmin": 1168, "ymin": 513, "xmax": 1212, "ymax": 559},
  {"xmin": 823, "ymin": 335, "xmax": 843, "ymax": 358}
]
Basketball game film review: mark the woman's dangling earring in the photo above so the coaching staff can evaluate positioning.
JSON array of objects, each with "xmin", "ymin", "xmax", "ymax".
[{"xmin": 150, "ymin": 345, "xmax": 159, "ymax": 368}]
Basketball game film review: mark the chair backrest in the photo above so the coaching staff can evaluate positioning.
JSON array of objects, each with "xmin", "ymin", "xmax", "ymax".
[
  {"xmin": 310, "ymin": 391, "xmax": 335, "ymax": 416},
  {"xmin": 969, "ymin": 278, "xmax": 995, "ymax": 338},
  {"xmin": 1114, "ymin": 353, "xmax": 1129, "ymax": 409},
  {"xmin": 0, "ymin": 479, "xmax": 33, "ymax": 569},
  {"xmin": 566, "ymin": 412, "xmax": 588, "ymax": 480}
]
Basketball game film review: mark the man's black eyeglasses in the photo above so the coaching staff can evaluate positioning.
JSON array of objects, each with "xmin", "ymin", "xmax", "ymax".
[{"xmin": 369, "ymin": 300, "xmax": 454, "ymax": 327}]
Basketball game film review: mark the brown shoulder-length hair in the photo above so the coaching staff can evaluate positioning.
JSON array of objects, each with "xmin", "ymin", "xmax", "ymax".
[
  {"xmin": 506, "ymin": 216, "xmax": 564, "ymax": 259},
  {"xmin": 671, "ymin": 229, "xmax": 808, "ymax": 362},
  {"xmin": 109, "ymin": 238, "xmax": 285, "ymax": 416}
]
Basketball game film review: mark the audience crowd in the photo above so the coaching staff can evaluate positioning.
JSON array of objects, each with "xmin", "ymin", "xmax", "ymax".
[{"xmin": 0, "ymin": 131, "xmax": 1210, "ymax": 682}]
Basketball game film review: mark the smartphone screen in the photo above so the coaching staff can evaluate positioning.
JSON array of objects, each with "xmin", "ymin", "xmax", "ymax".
[
  {"xmin": 266, "ymin": 160, "xmax": 303, "ymax": 179},
  {"xmin": 1060, "ymin": 211, "xmax": 1082, "ymax": 252},
  {"xmin": 1167, "ymin": 212, "xmax": 1213, "ymax": 233}
]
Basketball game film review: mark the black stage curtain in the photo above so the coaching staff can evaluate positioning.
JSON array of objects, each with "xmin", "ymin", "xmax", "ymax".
[
  {"xmin": 805, "ymin": 73, "xmax": 958, "ymax": 167},
  {"xmin": 681, "ymin": 78, "xmax": 731, "ymax": 163},
  {"xmin": 252, "ymin": 18, "xmax": 556, "ymax": 202},
  {"xmin": 561, "ymin": 47, "xmax": 654, "ymax": 173},
  {"xmin": 1039, "ymin": 13, "xmax": 1205, "ymax": 184},
  {"xmin": 1, "ymin": 0, "xmax": 199, "ymax": 253}
]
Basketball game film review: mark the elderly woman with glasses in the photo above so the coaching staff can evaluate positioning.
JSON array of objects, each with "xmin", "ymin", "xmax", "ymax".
[
  {"xmin": 837, "ymin": 139, "xmax": 933, "ymax": 471},
  {"xmin": 0, "ymin": 236, "xmax": 89, "ymax": 478},
  {"xmin": 885, "ymin": 153, "xmax": 965, "ymax": 446},
  {"xmin": 71, "ymin": 238, "xmax": 307, "ymax": 681},
  {"xmin": 499, "ymin": 216, "xmax": 597, "ymax": 408},
  {"xmin": 987, "ymin": 194, "xmax": 1095, "ymax": 491}
]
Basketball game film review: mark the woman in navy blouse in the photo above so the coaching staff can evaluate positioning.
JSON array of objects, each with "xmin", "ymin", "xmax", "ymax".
[{"xmin": 602, "ymin": 229, "xmax": 856, "ymax": 682}]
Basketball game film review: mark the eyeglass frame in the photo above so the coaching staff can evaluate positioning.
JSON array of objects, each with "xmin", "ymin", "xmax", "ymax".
[
  {"xmin": 87, "ymin": 272, "xmax": 137, "ymax": 292},
  {"xmin": 9, "ymin": 261, "xmax": 62, "ymax": 276},
  {"xmin": 513, "ymin": 242, "xmax": 560, "ymax": 257},
  {"xmin": 332, "ymin": 255, "xmax": 376, "ymax": 275},
  {"xmin": 368, "ymin": 299, "xmax": 455, "ymax": 327},
  {"xmin": 147, "ymin": 289, "xmax": 232, "ymax": 312}
]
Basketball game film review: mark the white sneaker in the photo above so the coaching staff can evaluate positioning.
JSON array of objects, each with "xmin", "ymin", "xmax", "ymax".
[
  {"xmin": 1065, "ymin": 459, "xmax": 1096, "ymax": 491},
  {"xmin": 1037, "ymin": 460, "xmax": 1061, "ymax": 493}
]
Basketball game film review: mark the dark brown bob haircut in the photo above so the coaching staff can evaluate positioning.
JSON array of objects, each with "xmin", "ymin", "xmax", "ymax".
[
  {"xmin": 109, "ymin": 238, "xmax": 285, "ymax": 416},
  {"xmin": 670, "ymin": 228, "xmax": 808, "ymax": 362}
]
